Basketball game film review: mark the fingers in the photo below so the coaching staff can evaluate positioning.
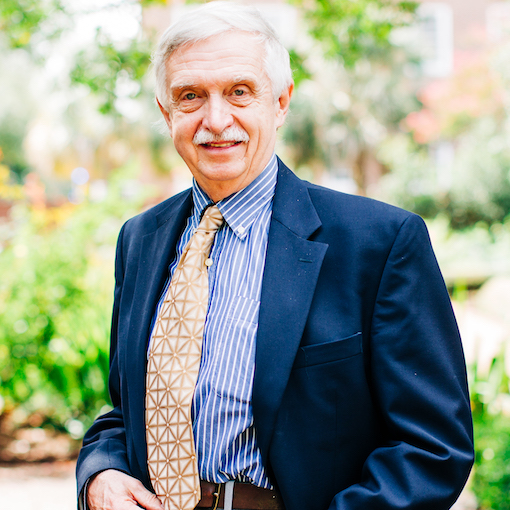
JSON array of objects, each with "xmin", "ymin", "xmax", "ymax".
[
  {"xmin": 131, "ymin": 485, "xmax": 165, "ymax": 510},
  {"xmin": 87, "ymin": 469, "xmax": 164, "ymax": 510}
]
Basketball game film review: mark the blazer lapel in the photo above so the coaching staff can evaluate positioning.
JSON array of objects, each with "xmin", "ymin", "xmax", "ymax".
[
  {"xmin": 253, "ymin": 161, "xmax": 328, "ymax": 462},
  {"xmin": 123, "ymin": 165, "xmax": 327, "ymax": 476},
  {"xmin": 125, "ymin": 190, "xmax": 193, "ymax": 478}
]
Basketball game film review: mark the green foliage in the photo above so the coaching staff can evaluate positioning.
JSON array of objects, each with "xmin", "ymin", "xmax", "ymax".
[
  {"xmin": 376, "ymin": 134, "xmax": 442, "ymax": 214},
  {"xmin": 283, "ymin": 92, "xmax": 326, "ymax": 170},
  {"xmin": 288, "ymin": 48, "xmax": 312, "ymax": 88},
  {"xmin": 382, "ymin": 40, "xmax": 510, "ymax": 230},
  {"xmin": 0, "ymin": 114, "xmax": 30, "ymax": 181},
  {"xmin": 473, "ymin": 412, "xmax": 510, "ymax": 510},
  {"xmin": 424, "ymin": 218, "xmax": 510, "ymax": 287},
  {"xmin": 140, "ymin": 0, "xmax": 168, "ymax": 5},
  {"xmin": 444, "ymin": 120, "xmax": 510, "ymax": 230},
  {"xmin": 470, "ymin": 355, "xmax": 510, "ymax": 510},
  {"xmin": 0, "ymin": 0, "xmax": 65, "ymax": 49},
  {"xmin": 0, "ymin": 0, "xmax": 66, "ymax": 181},
  {"xmin": 71, "ymin": 31, "xmax": 153, "ymax": 116},
  {"xmin": 283, "ymin": 0, "xmax": 420, "ymax": 190},
  {"xmin": 291, "ymin": 0, "xmax": 418, "ymax": 68},
  {"xmin": 378, "ymin": 116, "xmax": 510, "ymax": 230},
  {"xmin": 0, "ymin": 168, "xmax": 148, "ymax": 434}
]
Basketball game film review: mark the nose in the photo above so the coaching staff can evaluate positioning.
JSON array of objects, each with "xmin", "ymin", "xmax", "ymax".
[{"xmin": 202, "ymin": 95, "xmax": 234, "ymax": 134}]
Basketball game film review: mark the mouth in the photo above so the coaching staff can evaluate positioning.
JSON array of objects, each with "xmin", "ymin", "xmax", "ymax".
[
  {"xmin": 201, "ymin": 141, "xmax": 244, "ymax": 148},
  {"xmin": 194, "ymin": 127, "xmax": 250, "ymax": 148}
]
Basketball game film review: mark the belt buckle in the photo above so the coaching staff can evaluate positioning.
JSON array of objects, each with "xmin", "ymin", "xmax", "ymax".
[{"xmin": 211, "ymin": 483, "xmax": 222, "ymax": 510}]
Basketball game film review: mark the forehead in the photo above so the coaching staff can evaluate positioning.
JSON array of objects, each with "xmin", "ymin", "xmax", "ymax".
[{"xmin": 166, "ymin": 31, "xmax": 267, "ymax": 89}]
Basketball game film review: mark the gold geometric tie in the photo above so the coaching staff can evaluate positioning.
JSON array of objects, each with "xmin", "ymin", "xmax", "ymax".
[{"xmin": 145, "ymin": 205, "xmax": 224, "ymax": 510}]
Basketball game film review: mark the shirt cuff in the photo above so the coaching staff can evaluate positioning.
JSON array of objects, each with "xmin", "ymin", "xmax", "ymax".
[{"xmin": 78, "ymin": 478, "xmax": 90, "ymax": 510}]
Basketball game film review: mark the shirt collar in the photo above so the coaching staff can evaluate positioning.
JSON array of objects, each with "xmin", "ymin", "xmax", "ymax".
[{"xmin": 191, "ymin": 154, "xmax": 278, "ymax": 240}]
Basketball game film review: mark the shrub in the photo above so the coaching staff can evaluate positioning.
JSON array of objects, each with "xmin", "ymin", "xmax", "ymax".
[{"xmin": 0, "ymin": 168, "xmax": 148, "ymax": 436}]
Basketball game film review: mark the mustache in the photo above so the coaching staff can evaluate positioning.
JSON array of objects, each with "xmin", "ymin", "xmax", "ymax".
[{"xmin": 193, "ymin": 126, "xmax": 250, "ymax": 145}]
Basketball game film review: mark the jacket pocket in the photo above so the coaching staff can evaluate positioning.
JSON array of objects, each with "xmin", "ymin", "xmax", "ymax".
[{"xmin": 294, "ymin": 332, "xmax": 362, "ymax": 369}]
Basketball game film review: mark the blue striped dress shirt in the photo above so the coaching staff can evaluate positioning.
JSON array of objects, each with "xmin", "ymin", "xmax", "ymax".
[{"xmin": 151, "ymin": 154, "xmax": 278, "ymax": 489}]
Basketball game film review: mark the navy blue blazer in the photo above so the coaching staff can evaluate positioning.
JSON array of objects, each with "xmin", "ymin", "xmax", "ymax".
[{"xmin": 77, "ymin": 159, "xmax": 474, "ymax": 510}]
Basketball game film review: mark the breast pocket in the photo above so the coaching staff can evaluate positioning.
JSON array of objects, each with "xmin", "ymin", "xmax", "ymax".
[
  {"xmin": 211, "ymin": 296, "xmax": 260, "ymax": 402},
  {"xmin": 293, "ymin": 332, "xmax": 362, "ymax": 369},
  {"xmin": 227, "ymin": 295, "xmax": 260, "ymax": 324}
]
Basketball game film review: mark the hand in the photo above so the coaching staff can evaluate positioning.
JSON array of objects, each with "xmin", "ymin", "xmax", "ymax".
[{"xmin": 87, "ymin": 469, "xmax": 165, "ymax": 510}]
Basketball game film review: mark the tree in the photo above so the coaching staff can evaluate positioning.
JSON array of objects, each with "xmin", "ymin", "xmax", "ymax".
[
  {"xmin": 283, "ymin": 0, "xmax": 420, "ymax": 193},
  {"xmin": 0, "ymin": 0, "xmax": 65, "ymax": 50},
  {"xmin": 379, "ymin": 43, "xmax": 510, "ymax": 229},
  {"xmin": 291, "ymin": 0, "xmax": 418, "ymax": 68}
]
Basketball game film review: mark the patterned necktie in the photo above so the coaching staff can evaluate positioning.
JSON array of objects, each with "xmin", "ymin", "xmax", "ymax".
[{"xmin": 146, "ymin": 205, "xmax": 224, "ymax": 510}]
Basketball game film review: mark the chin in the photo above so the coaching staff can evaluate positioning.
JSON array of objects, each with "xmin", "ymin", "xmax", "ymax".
[{"xmin": 198, "ymin": 163, "xmax": 247, "ymax": 182}]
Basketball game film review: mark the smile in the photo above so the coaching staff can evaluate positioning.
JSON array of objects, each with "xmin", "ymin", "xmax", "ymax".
[{"xmin": 201, "ymin": 141, "xmax": 244, "ymax": 148}]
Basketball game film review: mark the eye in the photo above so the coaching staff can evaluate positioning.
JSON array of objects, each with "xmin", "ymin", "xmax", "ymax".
[
  {"xmin": 233, "ymin": 89, "xmax": 245, "ymax": 96},
  {"xmin": 184, "ymin": 92, "xmax": 197, "ymax": 100}
]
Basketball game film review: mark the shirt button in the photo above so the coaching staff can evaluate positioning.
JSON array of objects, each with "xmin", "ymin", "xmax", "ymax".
[{"xmin": 237, "ymin": 226, "xmax": 245, "ymax": 235}]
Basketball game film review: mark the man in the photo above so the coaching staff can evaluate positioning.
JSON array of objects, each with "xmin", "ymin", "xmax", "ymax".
[{"xmin": 76, "ymin": 3, "xmax": 474, "ymax": 510}]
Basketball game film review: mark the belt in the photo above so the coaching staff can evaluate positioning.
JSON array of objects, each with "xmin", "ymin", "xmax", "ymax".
[{"xmin": 196, "ymin": 480, "xmax": 284, "ymax": 510}]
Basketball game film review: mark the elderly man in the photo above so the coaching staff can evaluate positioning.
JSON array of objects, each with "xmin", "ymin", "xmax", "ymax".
[{"xmin": 76, "ymin": 3, "xmax": 474, "ymax": 510}]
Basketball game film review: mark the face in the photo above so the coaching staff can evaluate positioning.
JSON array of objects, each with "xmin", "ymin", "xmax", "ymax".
[{"xmin": 158, "ymin": 31, "xmax": 293, "ymax": 202}]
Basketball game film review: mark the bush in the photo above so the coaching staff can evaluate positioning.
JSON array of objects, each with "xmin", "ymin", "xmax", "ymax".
[
  {"xmin": 473, "ymin": 411, "xmax": 510, "ymax": 510},
  {"xmin": 0, "ymin": 168, "xmax": 148, "ymax": 436},
  {"xmin": 470, "ymin": 353, "xmax": 510, "ymax": 510}
]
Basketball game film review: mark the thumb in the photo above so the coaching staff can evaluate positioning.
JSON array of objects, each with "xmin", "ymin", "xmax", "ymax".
[{"xmin": 131, "ymin": 485, "xmax": 165, "ymax": 510}]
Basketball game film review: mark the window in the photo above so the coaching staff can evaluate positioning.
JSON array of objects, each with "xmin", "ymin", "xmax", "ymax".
[{"xmin": 416, "ymin": 2, "xmax": 454, "ymax": 77}]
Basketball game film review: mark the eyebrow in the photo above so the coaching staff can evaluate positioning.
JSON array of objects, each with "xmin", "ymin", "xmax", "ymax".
[
  {"xmin": 170, "ymin": 74, "xmax": 257, "ymax": 97},
  {"xmin": 170, "ymin": 81, "xmax": 198, "ymax": 98},
  {"xmin": 232, "ymin": 74, "xmax": 255, "ymax": 84}
]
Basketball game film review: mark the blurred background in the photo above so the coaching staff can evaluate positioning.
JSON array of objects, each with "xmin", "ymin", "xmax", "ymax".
[{"xmin": 0, "ymin": 0, "xmax": 509, "ymax": 508}]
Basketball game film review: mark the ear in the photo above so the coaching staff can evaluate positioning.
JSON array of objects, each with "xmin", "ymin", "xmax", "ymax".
[
  {"xmin": 157, "ymin": 97, "xmax": 173, "ymax": 136},
  {"xmin": 275, "ymin": 82, "xmax": 294, "ymax": 129}
]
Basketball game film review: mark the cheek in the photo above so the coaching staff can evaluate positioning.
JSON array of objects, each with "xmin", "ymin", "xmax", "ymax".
[
  {"xmin": 172, "ymin": 118, "xmax": 199, "ymax": 149},
  {"xmin": 251, "ymin": 119, "xmax": 276, "ymax": 146}
]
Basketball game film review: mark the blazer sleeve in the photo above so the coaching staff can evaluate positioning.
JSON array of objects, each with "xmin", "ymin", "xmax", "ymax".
[
  {"xmin": 330, "ymin": 214, "xmax": 474, "ymax": 509},
  {"xmin": 75, "ymin": 223, "xmax": 133, "ymax": 498}
]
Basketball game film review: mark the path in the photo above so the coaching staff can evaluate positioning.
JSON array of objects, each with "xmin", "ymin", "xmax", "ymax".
[
  {"xmin": 0, "ymin": 461, "xmax": 76, "ymax": 510},
  {"xmin": 0, "ymin": 460, "xmax": 476, "ymax": 510}
]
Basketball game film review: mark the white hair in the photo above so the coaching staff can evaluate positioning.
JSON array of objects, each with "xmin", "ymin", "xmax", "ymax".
[
  {"xmin": 193, "ymin": 125, "xmax": 250, "ymax": 145},
  {"xmin": 152, "ymin": 1, "xmax": 293, "ymax": 111}
]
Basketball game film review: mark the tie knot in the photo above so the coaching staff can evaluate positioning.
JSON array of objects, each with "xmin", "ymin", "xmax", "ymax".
[{"xmin": 198, "ymin": 205, "xmax": 224, "ymax": 232}]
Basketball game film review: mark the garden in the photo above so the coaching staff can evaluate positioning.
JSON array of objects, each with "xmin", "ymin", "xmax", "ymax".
[{"xmin": 1, "ymin": 1, "xmax": 510, "ymax": 508}]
